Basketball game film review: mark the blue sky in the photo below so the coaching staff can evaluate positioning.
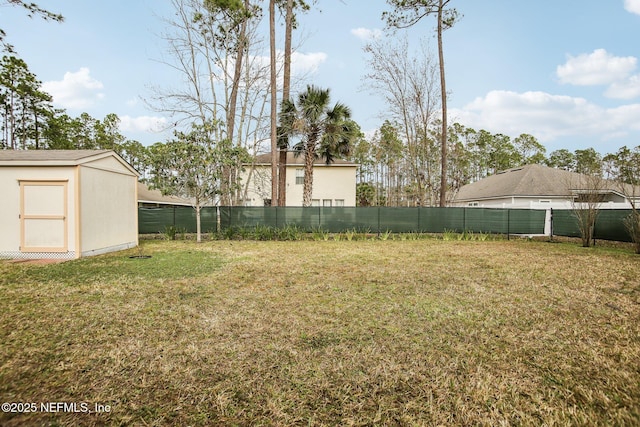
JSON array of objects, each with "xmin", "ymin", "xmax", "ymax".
[{"xmin": 2, "ymin": 0, "xmax": 640, "ymax": 155}]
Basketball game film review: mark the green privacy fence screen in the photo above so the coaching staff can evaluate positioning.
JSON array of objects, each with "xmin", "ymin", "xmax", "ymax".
[
  {"xmin": 138, "ymin": 207, "xmax": 218, "ymax": 234},
  {"xmin": 139, "ymin": 206, "xmax": 634, "ymax": 241},
  {"xmin": 552, "ymin": 209, "xmax": 633, "ymax": 242},
  {"xmin": 139, "ymin": 206, "xmax": 546, "ymax": 236}
]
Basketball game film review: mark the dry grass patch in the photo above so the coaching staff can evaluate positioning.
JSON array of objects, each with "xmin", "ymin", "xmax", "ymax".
[{"xmin": 1, "ymin": 240, "xmax": 639, "ymax": 426}]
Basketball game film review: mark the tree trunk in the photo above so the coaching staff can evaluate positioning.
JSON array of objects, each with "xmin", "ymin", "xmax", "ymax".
[
  {"xmin": 277, "ymin": 0, "xmax": 294, "ymax": 207},
  {"xmin": 221, "ymin": 0, "xmax": 249, "ymax": 206},
  {"xmin": 196, "ymin": 203, "xmax": 202, "ymax": 243},
  {"xmin": 303, "ymin": 144, "xmax": 315, "ymax": 207},
  {"xmin": 269, "ymin": 0, "xmax": 278, "ymax": 206},
  {"xmin": 437, "ymin": 0, "xmax": 448, "ymax": 207}
]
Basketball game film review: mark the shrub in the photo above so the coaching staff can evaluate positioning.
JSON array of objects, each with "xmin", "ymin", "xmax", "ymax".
[
  {"xmin": 311, "ymin": 226, "xmax": 330, "ymax": 241},
  {"xmin": 623, "ymin": 211, "xmax": 640, "ymax": 254}
]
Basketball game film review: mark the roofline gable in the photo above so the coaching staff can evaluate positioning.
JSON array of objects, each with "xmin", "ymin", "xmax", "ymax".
[{"xmin": 0, "ymin": 150, "xmax": 139, "ymax": 176}]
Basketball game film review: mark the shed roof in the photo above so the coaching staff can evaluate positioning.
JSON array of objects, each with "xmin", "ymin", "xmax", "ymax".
[
  {"xmin": 0, "ymin": 149, "xmax": 138, "ymax": 176},
  {"xmin": 0, "ymin": 149, "xmax": 111, "ymax": 162},
  {"xmin": 137, "ymin": 182, "xmax": 195, "ymax": 206},
  {"xmin": 454, "ymin": 164, "xmax": 639, "ymax": 202}
]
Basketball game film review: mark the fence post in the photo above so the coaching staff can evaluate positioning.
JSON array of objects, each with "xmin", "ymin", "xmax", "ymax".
[{"xmin": 463, "ymin": 207, "xmax": 466, "ymax": 232}]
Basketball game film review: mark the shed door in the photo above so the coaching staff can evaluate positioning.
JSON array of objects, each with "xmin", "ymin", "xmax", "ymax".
[{"xmin": 20, "ymin": 181, "xmax": 68, "ymax": 253}]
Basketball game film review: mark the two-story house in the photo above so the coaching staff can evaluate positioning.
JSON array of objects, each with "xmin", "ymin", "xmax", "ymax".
[{"xmin": 239, "ymin": 153, "xmax": 357, "ymax": 207}]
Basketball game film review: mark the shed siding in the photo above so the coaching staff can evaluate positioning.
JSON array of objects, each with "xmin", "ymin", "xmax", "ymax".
[
  {"xmin": 0, "ymin": 166, "xmax": 77, "ymax": 257},
  {"xmin": 79, "ymin": 164, "xmax": 138, "ymax": 256},
  {"xmin": 83, "ymin": 155, "xmax": 134, "ymax": 176}
]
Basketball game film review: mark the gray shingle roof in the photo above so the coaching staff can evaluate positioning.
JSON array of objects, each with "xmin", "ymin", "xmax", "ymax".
[
  {"xmin": 0, "ymin": 149, "xmax": 138, "ymax": 176},
  {"xmin": 0, "ymin": 149, "xmax": 112, "ymax": 162},
  {"xmin": 137, "ymin": 182, "xmax": 195, "ymax": 206},
  {"xmin": 454, "ymin": 164, "xmax": 638, "ymax": 201}
]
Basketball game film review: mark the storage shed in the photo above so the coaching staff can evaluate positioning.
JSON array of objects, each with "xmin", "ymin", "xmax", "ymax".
[{"xmin": 0, "ymin": 150, "xmax": 139, "ymax": 259}]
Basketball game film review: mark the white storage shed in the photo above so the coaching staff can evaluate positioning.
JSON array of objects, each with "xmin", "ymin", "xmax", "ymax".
[{"xmin": 0, "ymin": 150, "xmax": 139, "ymax": 259}]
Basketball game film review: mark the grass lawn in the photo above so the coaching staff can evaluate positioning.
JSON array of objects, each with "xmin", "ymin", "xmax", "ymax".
[{"xmin": 1, "ymin": 239, "xmax": 639, "ymax": 426}]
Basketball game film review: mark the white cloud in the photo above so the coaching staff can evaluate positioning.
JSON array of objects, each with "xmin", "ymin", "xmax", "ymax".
[
  {"xmin": 119, "ymin": 115, "xmax": 168, "ymax": 133},
  {"xmin": 41, "ymin": 68, "xmax": 105, "ymax": 109},
  {"xmin": 556, "ymin": 49, "xmax": 636, "ymax": 86},
  {"xmin": 291, "ymin": 51, "xmax": 327, "ymax": 75},
  {"xmin": 246, "ymin": 50, "xmax": 327, "ymax": 82},
  {"xmin": 351, "ymin": 27, "xmax": 383, "ymax": 41},
  {"xmin": 624, "ymin": 0, "xmax": 640, "ymax": 15},
  {"xmin": 451, "ymin": 90, "xmax": 640, "ymax": 144},
  {"xmin": 605, "ymin": 74, "xmax": 640, "ymax": 99}
]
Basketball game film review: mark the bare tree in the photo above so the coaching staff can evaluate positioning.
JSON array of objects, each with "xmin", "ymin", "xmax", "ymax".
[
  {"xmin": 623, "ymin": 195, "xmax": 640, "ymax": 254},
  {"xmin": 147, "ymin": 0, "xmax": 269, "ymax": 205},
  {"xmin": 605, "ymin": 145, "xmax": 640, "ymax": 254},
  {"xmin": 383, "ymin": 0, "xmax": 459, "ymax": 207},
  {"xmin": 362, "ymin": 36, "xmax": 441, "ymax": 206},
  {"xmin": 568, "ymin": 173, "xmax": 607, "ymax": 248}
]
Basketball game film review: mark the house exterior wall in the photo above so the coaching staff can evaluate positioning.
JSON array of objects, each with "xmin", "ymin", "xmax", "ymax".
[
  {"xmin": 450, "ymin": 196, "xmax": 635, "ymax": 210},
  {"xmin": 451, "ymin": 196, "xmax": 564, "ymax": 209},
  {"xmin": 0, "ymin": 166, "xmax": 78, "ymax": 258},
  {"xmin": 78, "ymin": 162, "xmax": 138, "ymax": 256},
  {"xmin": 240, "ymin": 164, "xmax": 357, "ymax": 207}
]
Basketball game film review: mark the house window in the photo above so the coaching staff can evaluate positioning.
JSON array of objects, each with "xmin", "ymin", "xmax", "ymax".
[
  {"xmin": 468, "ymin": 202, "xmax": 479, "ymax": 207},
  {"xmin": 311, "ymin": 199, "xmax": 320, "ymax": 207},
  {"xmin": 323, "ymin": 199, "xmax": 332, "ymax": 207},
  {"xmin": 295, "ymin": 168, "xmax": 304, "ymax": 185},
  {"xmin": 335, "ymin": 199, "xmax": 344, "ymax": 207},
  {"xmin": 575, "ymin": 193, "xmax": 607, "ymax": 203}
]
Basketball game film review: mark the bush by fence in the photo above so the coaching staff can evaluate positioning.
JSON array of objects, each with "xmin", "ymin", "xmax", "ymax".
[{"xmin": 551, "ymin": 209, "xmax": 633, "ymax": 242}]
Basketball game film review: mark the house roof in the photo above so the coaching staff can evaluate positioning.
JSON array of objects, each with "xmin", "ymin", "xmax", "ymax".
[
  {"xmin": 137, "ymin": 182, "xmax": 195, "ymax": 206},
  {"xmin": 251, "ymin": 152, "xmax": 356, "ymax": 166},
  {"xmin": 0, "ymin": 149, "xmax": 138, "ymax": 175},
  {"xmin": 454, "ymin": 164, "xmax": 639, "ymax": 202}
]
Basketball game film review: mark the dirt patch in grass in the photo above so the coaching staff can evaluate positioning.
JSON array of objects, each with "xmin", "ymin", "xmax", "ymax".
[
  {"xmin": 4, "ymin": 258, "xmax": 69, "ymax": 265},
  {"xmin": 1, "ymin": 240, "xmax": 639, "ymax": 425}
]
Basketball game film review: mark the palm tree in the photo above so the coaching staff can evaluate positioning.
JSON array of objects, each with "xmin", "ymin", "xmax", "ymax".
[{"xmin": 280, "ymin": 85, "xmax": 357, "ymax": 206}]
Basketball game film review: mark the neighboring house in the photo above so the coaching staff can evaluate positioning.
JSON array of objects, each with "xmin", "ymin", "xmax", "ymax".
[
  {"xmin": 137, "ymin": 182, "xmax": 194, "ymax": 207},
  {"xmin": 239, "ymin": 153, "xmax": 357, "ymax": 207},
  {"xmin": 451, "ymin": 164, "xmax": 640, "ymax": 210},
  {"xmin": 0, "ymin": 149, "xmax": 139, "ymax": 259}
]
